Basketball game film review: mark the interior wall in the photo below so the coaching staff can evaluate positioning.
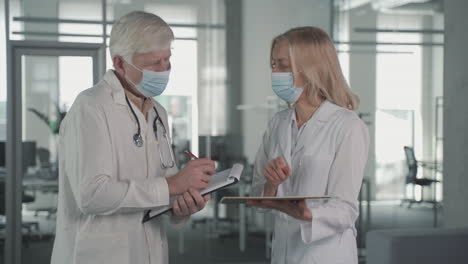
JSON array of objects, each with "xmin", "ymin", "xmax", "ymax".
[
  {"xmin": 348, "ymin": 4, "xmax": 377, "ymax": 199},
  {"xmin": 443, "ymin": 0, "xmax": 468, "ymax": 228}
]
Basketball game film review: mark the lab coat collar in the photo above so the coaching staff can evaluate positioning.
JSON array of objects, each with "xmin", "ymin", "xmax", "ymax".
[
  {"xmin": 103, "ymin": 69, "xmax": 129, "ymax": 106},
  {"xmin": 279, "ymin": 100, "xmax": 340, "ymax": 166},
  {"xmin": 103, "ymin": 70, "xmax": 161, "ymax": 111},
  {"xmin": 288, "ymin": 100, "xmax": 340, "ymax": 123},
  {"xmin": 103, "ymin": 70, "xmax": 155, "ymax": 134},
  {"xmin": 316, "ymin": 100, "xmax": 342, "ymax": 122}
]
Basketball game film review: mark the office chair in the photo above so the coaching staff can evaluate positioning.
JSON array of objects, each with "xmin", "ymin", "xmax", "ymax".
[
  {"xmin": 0, "ymin": 180, "xmax": 39, "ymax": 247},
  {"xmin": 402, "ymin": 146, "xmax": 440, "ymax": 207},
  {"xmin": 37, "ymin": 148, "xmax": 51, "ymax": 169},
  {"xmin": 27, "ymin": 147, "xmax": 58, "ymax": 217},
  {"xmin": 36, "ymin": 147, "xmax": 58, "ymax": 180}
]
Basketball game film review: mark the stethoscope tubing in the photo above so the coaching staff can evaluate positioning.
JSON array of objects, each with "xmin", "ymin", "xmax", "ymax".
[{"xmin": 125, "ymin": 94, "xmax": 175, "ymax": 168}]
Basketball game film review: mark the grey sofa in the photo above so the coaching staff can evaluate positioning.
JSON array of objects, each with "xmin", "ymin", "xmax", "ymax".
[{"xmin": 366, "ymin": 227, "xmax": 468, "ymax": 264}]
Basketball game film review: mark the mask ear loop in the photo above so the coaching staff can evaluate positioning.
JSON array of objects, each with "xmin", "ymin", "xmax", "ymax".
[
  {"xmin": 122, "ymin": 58, "xmax": 143, "ymax": 89},
  {"xmin": 125, "ymin": 59, "xmax": 143, "ymax": 73}
]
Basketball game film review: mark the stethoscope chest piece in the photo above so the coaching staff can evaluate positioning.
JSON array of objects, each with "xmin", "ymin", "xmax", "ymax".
[{"xmin": 133, "ymin": 133, "xmax": 143, "ymax": 147}]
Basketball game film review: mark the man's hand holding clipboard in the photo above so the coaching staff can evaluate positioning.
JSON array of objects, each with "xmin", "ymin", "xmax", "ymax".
[
  {"xmin": 171, "ymin": 151, "xmax": 211, "ymax": 217},
  {"xmin": 143, "ymin": 150, "xmax": 214, "ymax": 222},
  {"xmin": 143, "ymin": 152, "xmax": 244, "ymax": 223}
]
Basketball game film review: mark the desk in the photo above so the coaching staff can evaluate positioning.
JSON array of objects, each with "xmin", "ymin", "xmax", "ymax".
[
  {"xmin": 0, "ymin": 170, "xmax": 58, "ymax": 193},
  {"xmin": 23, "ymin": 178, "xmax": 58, "ymax": 218},
  {"xmin": 23, "ymin": 178, "xmax": 58, "ymax": 192}
]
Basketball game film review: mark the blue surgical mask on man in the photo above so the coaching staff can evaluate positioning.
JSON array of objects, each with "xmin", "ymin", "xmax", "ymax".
[
  {"xmin": 126, "ymin": 61, "xmax": 170, "ymax": 97},
  {"xmin": 271, "ymin": 72, "xmax": 303, "ymax": 104}
]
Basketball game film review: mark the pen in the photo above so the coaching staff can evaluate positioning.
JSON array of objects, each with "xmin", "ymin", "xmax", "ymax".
[{"xmin": 184, "ymin": 150, "xmax": 199, "ymax": 159}]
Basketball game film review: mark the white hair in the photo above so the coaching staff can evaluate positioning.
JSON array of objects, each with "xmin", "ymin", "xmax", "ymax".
[{"xmin": 109, "ymin": 11, "xmax": 174, "ymax": 61}]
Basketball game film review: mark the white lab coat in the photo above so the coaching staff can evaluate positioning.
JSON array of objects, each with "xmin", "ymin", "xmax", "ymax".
[
  {"xmin": 51, "ymin": 70, "xmax": 184, "ymax": 264},
  {"xmin": 251, "ymin": 101, "xmax": 369, "ymax": 264}
]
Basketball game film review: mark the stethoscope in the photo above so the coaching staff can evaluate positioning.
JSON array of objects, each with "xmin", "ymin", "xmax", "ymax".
[{"xmin": 125, "ymin": 95, "xmax": 176, "ymax": 169}]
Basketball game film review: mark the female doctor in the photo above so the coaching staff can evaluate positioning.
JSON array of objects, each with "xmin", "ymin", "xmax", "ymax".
[{"xmin": 248, "ymin": 27, "xmax": 369, "ymax": 264}]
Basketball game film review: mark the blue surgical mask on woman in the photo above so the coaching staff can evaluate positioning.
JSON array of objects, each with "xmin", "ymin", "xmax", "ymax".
[
  {"xmin": 126, "ymin": 61, "xmax": 170, "ymax": 97},
  {"xmin": 271, "ymin": 72, "xmax": 303, "ymax": 104}
]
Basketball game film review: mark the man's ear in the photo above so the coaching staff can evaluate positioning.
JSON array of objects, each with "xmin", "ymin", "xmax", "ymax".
[{"xmin": 113, "ymin": 55, "xmax": 125, "ymax": 76}]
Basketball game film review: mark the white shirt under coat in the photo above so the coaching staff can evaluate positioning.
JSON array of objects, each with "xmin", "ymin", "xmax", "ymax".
[
  {"xmin": 251, "ymin": 100, "xmax": 370, "ymax": 264},
  {"xmin": 51, "ymin": 70, "xmax": 183, "ymax": 264}
]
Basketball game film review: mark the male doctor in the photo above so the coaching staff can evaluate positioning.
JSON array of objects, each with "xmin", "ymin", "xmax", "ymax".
[{"xmin": 51, "ymin": 11, "xmax": 215, "ymax": 264}]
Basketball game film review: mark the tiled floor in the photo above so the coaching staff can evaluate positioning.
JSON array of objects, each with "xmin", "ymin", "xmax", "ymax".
[
  {"xmin": 167, "ymin": 225, "xmax": 270, "ymax": 264},
  {"xmin": 0, "ymin": 201, "xmax": 440, "ymax": 264}
]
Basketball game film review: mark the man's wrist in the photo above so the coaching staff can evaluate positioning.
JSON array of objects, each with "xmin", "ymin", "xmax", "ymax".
[{"xmin": 166, "ymin": 175, "xmax": 181, "ymax": 196}]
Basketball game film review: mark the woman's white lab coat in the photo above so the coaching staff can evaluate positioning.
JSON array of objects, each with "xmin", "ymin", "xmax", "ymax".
[
  {"xmin": 51, "ymin": 70, "xmax": 183, "ymax": 264},
  {"xmin": 251, "ymin": 101, "xmax": 369, "ymax": 264}
]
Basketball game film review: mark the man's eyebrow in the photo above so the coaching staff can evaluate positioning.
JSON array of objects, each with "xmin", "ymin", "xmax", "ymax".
[{"xmin": 151, "ymin": 54, "xmax": 171, "ymax": 60}]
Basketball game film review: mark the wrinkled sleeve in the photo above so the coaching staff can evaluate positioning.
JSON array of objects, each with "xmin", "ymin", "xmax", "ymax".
[
  {"xmin": 300, "ymin": 117, "xmax": 369, "ymax": 243},
  {"xmin": 62, "ymin": 100, "xmax": 170, "ymax": 216}
]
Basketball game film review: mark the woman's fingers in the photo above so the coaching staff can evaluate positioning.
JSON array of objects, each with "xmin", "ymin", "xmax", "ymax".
[
  {"xmin": 247, "ymin": 200, "xmax": 280, "ymax": 210},
  {"xmin": 264, "ymin": 157, "xmax": 293, "ymax": 187},
  {"xmin": 289, "ymin": 200, "xmax": 312, "ymax": 221},
  {"xmin": 247, "ymin": 200, "xmax": 268, "ymax": 208},
  {"xmin": 274, "ymin": 157, "xmax": 285, "ymax": 168},
  {"xmin": 267, "ymin": 165, "xmax": 279, "ymax": 180},
  {"xmin": 248, "ymin": 198, "xmax": 312, "ymax": 221},
  {"xmin": 246, "ymin": 200, "xmax": 258, "ymax": 207},
  {"xmin": 274, "ymin": 157, "xmax": 291, "ymax": 178},
  {"xmin": 264, "ymin": 166, "xmax": 280, "ymax": 183},
  {"xmin": 274, "ymin": 165, "xmax": 287, "ymax": 180}
]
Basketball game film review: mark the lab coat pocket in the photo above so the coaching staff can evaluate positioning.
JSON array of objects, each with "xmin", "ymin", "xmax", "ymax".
[
  {"xmin": 297, "ymin": 154, "xmax": 333, "ymax": 195},
  {"xmin": 74, "ymin": 232, "xmax": 129, "ymax": 264},
  {"xmin": 311, "ymin": 232, "xmax": 345, "ymax": 264}
]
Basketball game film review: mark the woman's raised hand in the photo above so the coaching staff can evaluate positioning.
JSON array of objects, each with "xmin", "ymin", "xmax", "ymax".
[{"xmin": 264, "ymin": 157, "xmax": 291, "ymax": 187}]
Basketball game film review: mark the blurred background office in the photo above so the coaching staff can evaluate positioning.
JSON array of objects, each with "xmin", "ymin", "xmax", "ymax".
[{"xmin": 1, "ymin": 0, "xmax": 467, "ymax": 263}]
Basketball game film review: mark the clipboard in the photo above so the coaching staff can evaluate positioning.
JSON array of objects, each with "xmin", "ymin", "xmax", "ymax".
[
  {"xmin": 220, "ymin": 196, "xmax": 331, "ymax": 204},
  {"xmin": 142, "ymin": 163, "xmax": 244, "ymax": 223}
]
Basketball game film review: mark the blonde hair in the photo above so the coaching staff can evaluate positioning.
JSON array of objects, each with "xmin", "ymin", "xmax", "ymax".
[
  {"xmin": 110, "ymin": 11, "xmax": 174, "ymax": 61},
  {"xmin": 271, "ymin": 26, "xmax": 359, "ymax": 110}
]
